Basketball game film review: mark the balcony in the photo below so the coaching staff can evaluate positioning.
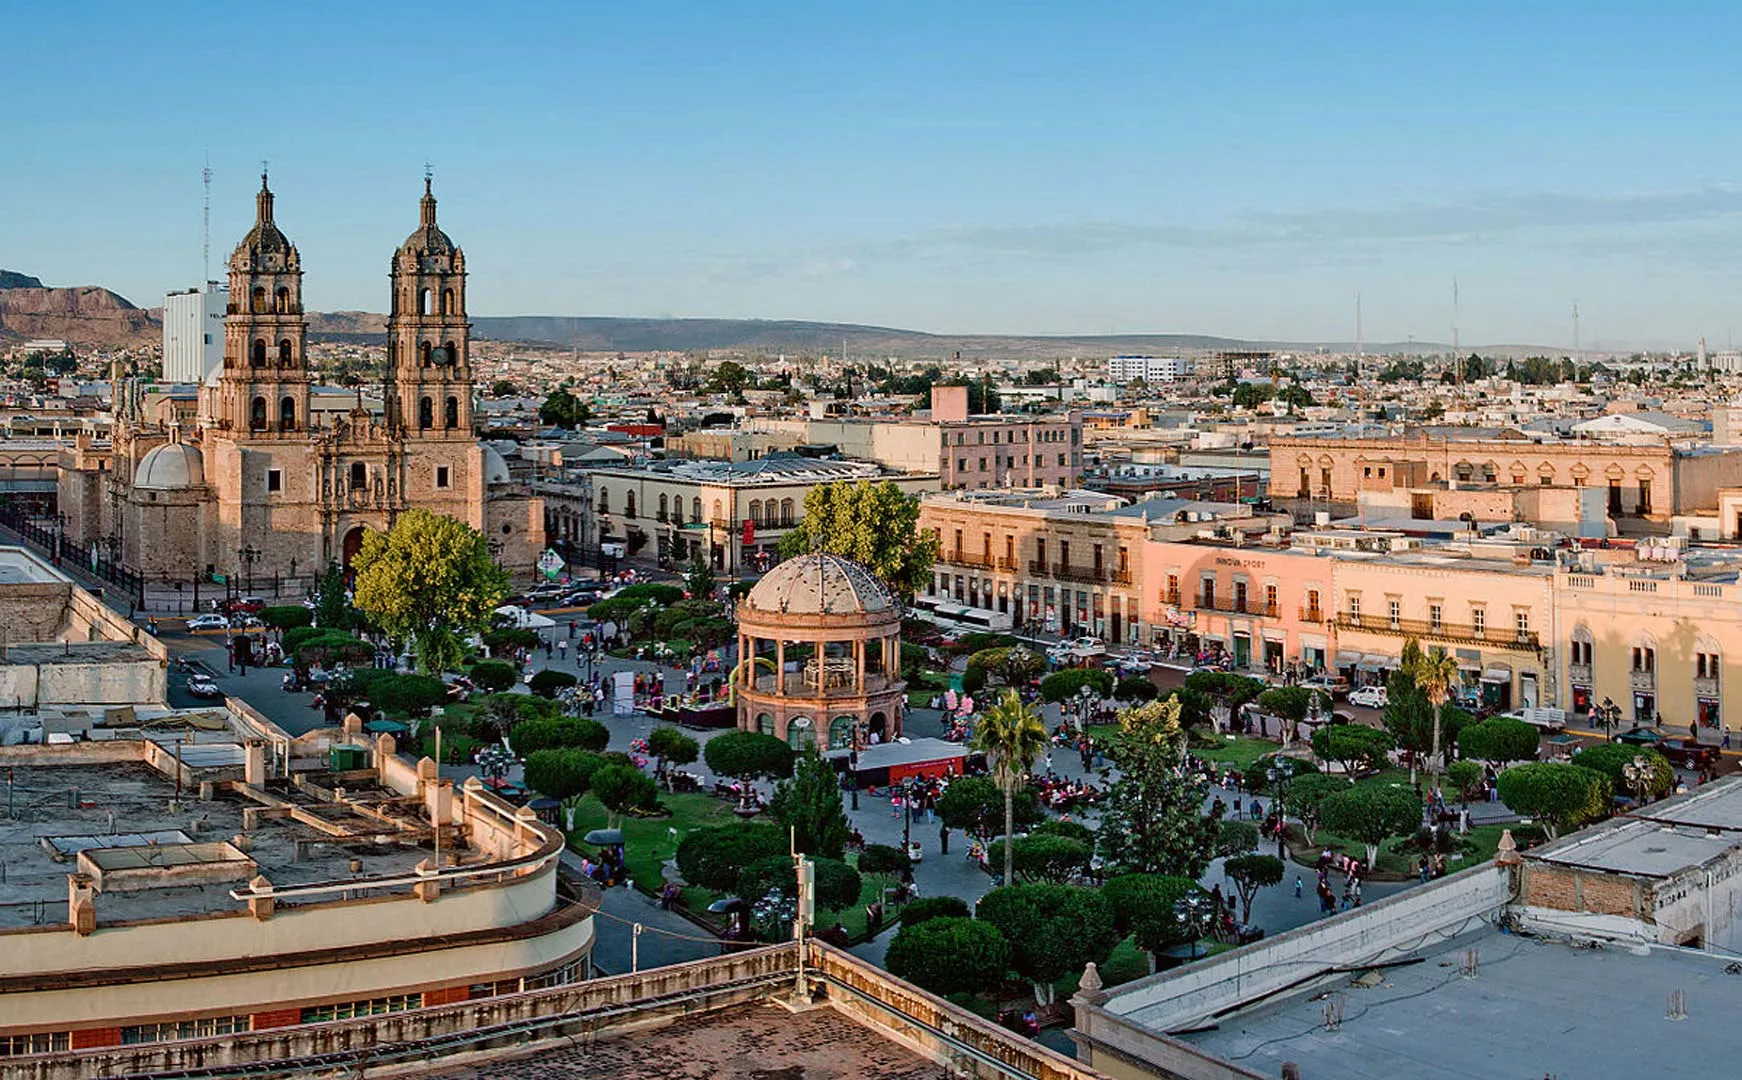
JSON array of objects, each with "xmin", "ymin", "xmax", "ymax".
[
  {"xmin": 1197, "ymin": 595, "xmax": 1279, "ymax": 618},
  {"xmin": 996, "ymin": 557, "xmax": 1018, "ymax": 572},
  {"xmin": 1028, "ymin": 558, "xmax": 1049, "ymax": 575},
  {"xmin": 1051, "ymin": 563, "xmax": 1131, "ymax": 586},
  {"xmin": 1569, "ymin": 662, "xmax": 1593, "ymax": 686},
  {"xmin": 1631, "ymin": 669, "xmax": 1656, "ymax": 693},
  {"xmin": 1696, "ymin": 675, "xmax": 1720, "ymax": 699},
  {"xmin": 945, "ymin": 552, "xmax": 997, "ymax": 570},
  {"xmin": 1333, "ymin": 613, "xmax": 1540, "ymax": 652},
  {"xmin": 1299, "ymin": 606, "xmax": 1325, "ymax": 624}
]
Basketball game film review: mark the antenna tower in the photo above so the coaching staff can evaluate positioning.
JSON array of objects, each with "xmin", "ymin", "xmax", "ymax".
[
  {"xmin": 1355, "ymin": 293, "xmax": 1363, "ymax": 378},
  {"xmin": 1453, "ymin": 279, "xmax": 1462, "ymax": 396},
  {"xmin": 1573, "ymin": 302, "xmax": 1581, "ymax": 368},
  {"xmin": 202, "ymin": 154, "xmax": 213, "ymax": 285}
]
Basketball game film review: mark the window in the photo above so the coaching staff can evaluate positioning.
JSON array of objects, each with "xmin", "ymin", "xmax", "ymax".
[
  {"xmin": 1429, "ymin": 603, "xmax": 1443, "ymax": 630},
  {"xmin": 1571, "ymin": 639, "xmax": 1593, "ymax": 666},
  {"xmin": 350, "ymin": 462, "xmax": 367, "ymax": 490},
  {"xmin": 957, "ymin": 458, "xmax": 967, "ymax": 471},
  {"xmin": 250, "ymin": 287, "xmax": 266, "ymax": 314},
  {"xmin": 267, "ymin": 469, "xmax": 282, "ymax": 494},
  {"xmin": 1166, "ymin": 573, "xmax": 1180, "ymax": 604},
  {"xmin": 748, "ymin": 499, "xmax": 761, "ymax": 525},
  {"xmin": 441, "ymin": 289, "xmax": 455, "ymax": 316},
  {"xmin": 280, "ymin": 396, "xmax": 295, "ymax": 429},
  {"xmin": 1305, "ymin": 588, "xmax": 1320, "ymax": 617},
  {"xmin": 250, "ymin": 339, "xmax": 266, "ymax": 366},
  {"xmin": 1515, "ymin": 610, "xmax": 1531, "ymax": 640},
  {"xmin": 692, "ymin": 497, "xmax": 702, "ymax": 523},
  {"xmin": 1057, "ymin": 453, "xmax": 1066, "ymax": 467},
  {"xmin": 625, "ymin": 492, "xmax": 636, "ymax": 518},
  {"xmin": 1633, "ymin": 646, "xmax": 1655, "ymax": 673},
  {"xmin": 598, "ymin": 488, "xmax": 610, "ymax": 514},
  {"xmin": 1036, "ymin": 538, "xmax": 1047, "ymax": 567},
  {"xmin": 278, "ymin": 339, "xmax": 293, "ymax": 366},
  {"xmin": 445, "ymin": 396, "xmax": 459, "ymax": 428},
  {"xmin": 250, "ymin": 396, "xmax": 267, "ymax": 430},
  {"xmin": 301, "ymin": 993, "xmax": 422, "ymax": 1024},
  {"xmin": 1638, "ymin": 480, "xmax": 1652, "ymax": 515},
  {"xmin": 1264, "ymin": 583, "xmax": 1277, "ymax": 615},
  {"xmin": 436, "ymin": 466, "xmax": 450, "ymax": 489},
  {"xmin": 418, "ymin": 397, "xmax": 433, "ymax": 429},
  {"xmin": 1472, "ymin": 608, "xmax": 1486, "ymax": 635},
  {"xmin": 712, "ymin": 498, "xmax": 723, "ymax": 523},
  {"xmin": 122, "ymin": 1016, "xmax": 249, "ymax": 1044},
  {"xmin": 1347, "ymin": 594, "xmax": 1361, "ymax": 620},
  {"xmin": 1388, "ymin": 599, "xmax": 1400, "ymax": 627},
  {"xmin": 658, "ymin": 494, "xmax": 668, "ymax": 522},
  {"xmin": 978, "ymin": 457, "xmax": 987, "ymax": 471},
  {"xmin": 0, "ymin": 1033, "xmax": 69, "ymax": 1056},
  {"xmin": 1697, "ymin": 652, "xmax": 1716, "ymax": 679}
]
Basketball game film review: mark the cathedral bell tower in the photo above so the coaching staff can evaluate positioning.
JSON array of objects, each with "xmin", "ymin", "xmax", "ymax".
[
  {"xmin": 206, "ymin": 172, "xmax": 312, "ymax": 436},
  {"xmin": 386, "ymin": 177, "xmax": 473, "ymax": 438}
]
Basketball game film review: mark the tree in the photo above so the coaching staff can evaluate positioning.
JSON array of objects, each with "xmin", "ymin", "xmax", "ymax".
[
  {"xmin": 523, "ymin": 748, "xmax": 606, "ymax": 801},
  {"xmin": 1310, "ymin": 724, "xmax": 1395, "ymax": 779},
  {"xmin": 937, "ymin": 775, "xmax": 1041, "ymax": 835},
  {"xmin": 1096, "ymin": 697, "xmax": 1220, "ymax": 879},
  {"xmin": 1285, "ymin": 773, "xmax": 1353, "ymax": 844},
  {"xmin": 856, "ymin": 843, "xmax": 911, "ymax": 905},
  {"xmin": 683, "ymin": 554, "xmax": 716, "ymax": 602},
  {"xmin": 706, "ymin": 360, "xmax": 755, "ymax": 395},
  {"xmin": 590, "ymin": 763, "xmax": 659, "ymax": 826},
  {"xmin": 898, "ymin": 895, "xmax": 970, "ymax": 927},
  {"xmin": 987, "ymin": 834, "xmax": 1093, "ymax": 884},
  {"xmin": 1223, "ymin": 854, "xmax": 1286, "ymax": 924},
  {"xmin": 489, "ymin": 379, "xmax": 518, "ymax": 398},
  {"xmin": 1031, "ymin": 819, "xmax": 1095, "ymax": 846},
  {"xmin": 647, "ymin": 726, "xmax": 700, "ymax": 778},
  {"xmin": 675, "ymin": 823, "xmax": 787, "ymax": 893},
  {"xmin": 884, "ymin": 917, "xmax": 1009, "ymax": 997},
  {"xmin": 1457, "ymin": 717, "xmax": 1541, "ymax": 769},
  {"xmin": 976, "ymin": 884, "xmax": 1117, "ymax": 1004},
  {"xmin": 965, "ymin": 646, "xmax": 1041, "ymax": 694},
  {"xmin": 510, "ymin": 716, "xmax": 610, "ymax": 756},
  {"xmin": 1216, "ymin": 819, "xmax": 1258, "ymax": 857},
  {"xmin": 260, "ymin": 605, "xmax": 312, "ymax": 630},
  {"xmin": 1039, "ymin": 668, "xmax": 1114, "ymax": 703},
  {"xmin": 770, "ymin": 747, "xmax": 851, "ymax": 859},
  {"xmin": 1102, "ymin": 873, "xmax": 1203, "ymax": 970},
  {"xmin": 1572, "ymin": 744, "xmax": 1672, "ymax": 802},
  {"xmin": 738, "ymin": 855, "xmax": 862, "ymax": 913},
  {"xmin": 969, "ymin": 689, "xmax": 1049, "ymax": 886},
  {"xmin": 528, "ymin": 669, "xmax": 578, "ymax": 698},
  {"xmin": 1256, "ymin": 686, "xmax": 1329, "ymax": 744},
  {"xmin": 775, "ymin": 480, "xmax": 939, "ymax": 599},
  {"xmin": 351, "ymin": 510, "xmax": 508, "ymax": 674},
  {"xmin": 293, "ymin": 630, "xmax": 373, "ymax": 672},
  {"xmin": 1183, "ymin": 671, "xmax": 1266, "ymax": 732},
  {"xmin": 468, "ymin": 659, "xmax": 518, "ymax": 693},
  {"xmin": 1444, "ymin": 760, "xmax": 1484, "ymax": 805},
  {"xmin": 1115, "ymin": 676, "xmax": 1159, "ymax": 702},
  {"xmin": 1496, "ymin": 763, "xmax": 1609, "ymax": 838},
  {"xmin": 703, "ymin": 732, "xmax": 795, "ymax": 790},
  {"xmin": 538, "ymin": 388, "xmax": 592, "ymax": 429},
  {"xmin": 1382, "ymin": 666, "xmax": 1463, "ymax": 783},
  {"xmin": 313, "ymin": 561, "xmax": 351, "ymax": 630},
  {"xmin": 370, "ymin": 673, "xmax": 449, "ymax": 717},
  {"xmin": 1318, "ymin": 786, "xmax": 1422, "ymax": 868},
  {"xmin": 1411, "ymin": 645, "xmax": 1462, "ymax": 795}
]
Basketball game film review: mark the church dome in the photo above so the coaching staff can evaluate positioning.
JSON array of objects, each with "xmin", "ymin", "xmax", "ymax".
[
  {"xmin": 483, "ymin": 445, "xmax": 512, "ymax": 485},
  {"xmin": 400, "ymin": 178, "xmax": 458, "ymax": 258},
  {"xmin": 135, "ymin": 442, "xmax": 206, "ymax": 490},
  {"xmin": 742, "ymin": 554, "xmax": 894, "ymax": 617},
  {"xmin": 231, "ymin": 173, "xmax": 296, "ymax": 268}
]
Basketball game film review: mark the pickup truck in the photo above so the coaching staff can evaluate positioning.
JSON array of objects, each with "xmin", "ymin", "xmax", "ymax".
[
  {"xmin": 1659, "ymin": 737, "xmax": 1721, "ymax": 769},
  {"xmin": 1502, "ymin": 707, "xmax": 1567, "ymax": 733}
]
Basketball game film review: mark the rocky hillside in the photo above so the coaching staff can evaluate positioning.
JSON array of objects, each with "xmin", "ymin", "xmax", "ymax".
[{"xmin": 0, "ymin": 270, "xmax": 160, "ymax": 347}]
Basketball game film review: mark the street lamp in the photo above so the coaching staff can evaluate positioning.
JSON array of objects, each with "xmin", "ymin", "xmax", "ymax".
[
  {"xmin": 1175, "ymin": 893, "xmax": 1213, "ymax": 960},
  {"xmin": 236, "ymin": 546, "xmax": 260, "ymax": 594},
  {"xmin": 1075, "ymin": 684, "xmax": 1096, "ymax": 734},
  {"xmin": 901, "ymin": 776, "xmax": 915, "ymax": 854},
  {"xmin": 1621, "ymin": 754, "xmax": 1654, "ymax": 805},
  {"xmin": 1597, "ymin": 697, "xmax": 1621, "ymax": 742}
]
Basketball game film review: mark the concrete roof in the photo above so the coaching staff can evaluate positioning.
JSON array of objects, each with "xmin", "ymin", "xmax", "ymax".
[
  {"xmin": 0, "ymin": 547, "xmax": 66, "ymax": 585},
  {"xmin": 1635, "ymin": 781, "xmax": 1742, "ymax": 832},
  {"xmin": 1527, "ymin": 820, "xmax": 1734, "ymax": 878},
  {"xmin": 1181, "ymin": 927, "xmax": 1742, "ymax": 1080}
]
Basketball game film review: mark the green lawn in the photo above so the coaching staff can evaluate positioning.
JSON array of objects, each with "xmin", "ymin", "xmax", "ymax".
[
  {"xmin": 1196, "ymin": 735, "xmax": 1282, "ymax": 770},
  {"xmin": 565, "ymin": 791, "xmax": 741, "ymax": 899}
]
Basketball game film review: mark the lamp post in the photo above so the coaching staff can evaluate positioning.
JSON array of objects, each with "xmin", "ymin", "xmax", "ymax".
[
  {"xmin": 901, "ymin": 776, "xmax": 914, "ymax": 854},
  {"xmin": 1175, "ymin": 893, "xmax": 1213, "ymax": 960},
  {"xmin": 1621, "ymin": 754, "xmax": 1653, "ymax": 805},
  {"xmin": 236, "ymin": 545, "xmax": 260, "ymax": 594},
  {"xmin": 52, "ymin": 511, "xmax": 68, "ymax": 564},
  {"xmin": 1597, "ymin": 697, "xmax": 1621, "ymax": 742}
]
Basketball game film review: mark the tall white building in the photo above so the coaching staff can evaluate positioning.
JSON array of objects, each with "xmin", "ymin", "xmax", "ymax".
[
  {"xmin": 161, "ymin": 282, "xmax": 227, "ymax": 383},
  {"xmin": 1107, "ymin": 354, "xmax": 1190, "ymax": 383}
]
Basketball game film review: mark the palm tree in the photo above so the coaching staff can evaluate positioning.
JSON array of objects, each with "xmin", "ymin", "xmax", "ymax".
[
  {"xmin": 1412, "ymin": 646, "xmax": 1461, "ymax": 798},
  {"xmin": 970, "ymin": 688, "xmax": 1050, "ymax": 886}
]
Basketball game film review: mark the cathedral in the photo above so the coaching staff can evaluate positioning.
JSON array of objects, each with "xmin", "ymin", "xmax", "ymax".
[{"xmin": 60, "ymin": 174, "xmax": 542, "ymax": 585}]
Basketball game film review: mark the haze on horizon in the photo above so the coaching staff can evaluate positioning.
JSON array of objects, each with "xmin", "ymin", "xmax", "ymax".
[{"xmin": 4, "ymin": 1, "xmax": 1741, "ymax": 352}]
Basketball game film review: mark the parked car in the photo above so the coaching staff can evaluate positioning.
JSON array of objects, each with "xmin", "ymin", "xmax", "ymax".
[
  {"xmin": 1347, "ymin": 685, "xmax": 1388, "ymax": 709},
  {"xmin": 1113, "ymin": 653, "xmax": 1155, "ymax": 678},
  {"xmin": 1501, "ymin": 707, "xmax": 1567, "ymax": 733},
  {"xmin": 186, "ymin": 614, "xmax": 230, "ymax": 631},
  {"xmin": 186, "ymin": 677, "xmax": 223, "ymax": 699},
  {"xmin": 1615, "ymin": 727, "xmax": 1664, "ymax": 748},
  {"xmin": 1303, "ymin": 673, "xmax": 1351, "ymax": 698},
  {"xmin": 1659, "ymin": 737, "xmax": 1720, "ymax": 769}
]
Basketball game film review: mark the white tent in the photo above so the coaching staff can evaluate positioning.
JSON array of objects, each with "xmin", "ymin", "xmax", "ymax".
[{"xmin": 494, "ymin": 605, "xmax": 556, "ymax": 630}]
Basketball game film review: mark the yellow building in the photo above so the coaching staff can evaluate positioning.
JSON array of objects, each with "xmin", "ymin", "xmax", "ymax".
[
  {"xmin": 1329, "ymin": 549, "xmax": 1555, "ymax": 710},
  {"xmin": 1556, "ymin": 561, "xmax": 1737, "ymax": 733}
]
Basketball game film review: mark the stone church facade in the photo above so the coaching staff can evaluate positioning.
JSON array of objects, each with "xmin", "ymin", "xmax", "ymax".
[{"xmin": 60, "ymin": 175, "xmax": 542, "ymax": 585}]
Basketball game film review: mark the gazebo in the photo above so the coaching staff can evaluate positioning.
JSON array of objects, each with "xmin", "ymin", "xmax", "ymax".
[{"xmin": 735, "ymin": 554, "xmax": 906, "ymax": 752}]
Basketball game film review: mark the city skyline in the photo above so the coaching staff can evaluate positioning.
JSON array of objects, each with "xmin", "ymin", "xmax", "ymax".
[{"xmin": 6, "ymin": 2, "xmax": 1742, "ymax": 349}]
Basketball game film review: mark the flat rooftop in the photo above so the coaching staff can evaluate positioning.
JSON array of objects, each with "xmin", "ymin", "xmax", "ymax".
[
  {"xmin": 0, "ymin": 547, "xmax": 66, "ymax": 585},
  {"xmin": 425, "ymin": 1000, "xmax": 949, "ymax": 1079},
  {"xmin": 4, "ymin": 641, "xmax": 155, "ymax": 664},
  {"xmin": 0, "ymin": 760, "xmax": 443, "ymax": 928},
  {"xmin": 1182, "ymin": 927, "xmax": 1742, "ymax": 1080},
  {"xmin": 1528, "ymin": 819, "xmax": 1734, "ymax": 878}
]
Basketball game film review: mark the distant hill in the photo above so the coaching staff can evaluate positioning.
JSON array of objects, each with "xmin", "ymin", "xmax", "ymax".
[{"xmin": 0, "ymin": 270, "xmax": 158, "ymax": 347}]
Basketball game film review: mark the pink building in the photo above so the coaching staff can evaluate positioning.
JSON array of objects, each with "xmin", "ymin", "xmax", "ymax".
[{"xmin": 1142, "ymin": 541, "xmax": 1333, "ymax": 673}]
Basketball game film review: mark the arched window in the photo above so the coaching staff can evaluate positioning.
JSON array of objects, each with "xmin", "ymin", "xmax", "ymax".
[
  {"xmin": 418, "ymin": 397, "xmax": 433, "ymax": 429},
  {"xmin": 249, "ymin": 397, "xmax": 266, "ymax": 430},
  {"xmin": 419, "ymin": 342, "xmax": 433, "ymax": 367},
  {"xmin": 765, "ymin": 501, "xmax": 777, "ymax": 527},
  {"xmin": 598, "ymin": 488, "xmax": 610, "ymax": 515},
  {"xmin": 278, "ymin": 339, "xmax": 293, "ymax": 366},
  {"xmin": 625, "ymin": 491, "xmax": 637, "ymax": 519},
  {"xmin": 829, "ymin": 715, "xmax": 856, "ymax": 750},
  {"xmin": 440, "ymin": 289, "xmax": 452, "ymax": 315},
  {"xmin": 444, "ymin": 396, "xmax": 458, "ymax": 428},
  {"xmin": 658, "ymin": 494, "xmax": 669, "ymax": 522},
  {"xmin": 756, "ymin": 713, "xmax": 775, "ymax": 737},
  {"xmin": 671, "ymin": 498, "xmax": 683, "ymax": 526},
  {"xmin": 748, "ymin": 499, "xmax": 761, "ymax": 524},
  {"xmin": 280, "ymin": 397, "xmax": 295, "ymax": 430},
  {"xmin": 786, "ymin": 716, "xmax": 816, "ymax": 751},
  {"xmin": 712, "ymin": 498, "xmax": 723, "ymax": 524},
  {"xmin": 274, "ymin": 287, "xmax": 289, "ymax": 314},
  {"xmin": 350, "ymin": 462, "xmax": 366, "ymax": 490},
  {"xmin": 691, "ymin": 497, "xmax": 702, "ymax": 523},
  {"xmin": 780, "ymin": 499, "xmax": 794, "ymax": 526},
  {"xmin": 442, "ymin": 341, "xmax": 457, "ymax": 364},
  {"xmin": 251, "ymin": 287, "xmax": 266, "ymax": 314},
  {"xmin": 251, "ymin": 340, "xmax": 266, "ymax": 367},
  {"xmin": 418, "ymin": 288, "xmax": 430, "ymax": 316}
]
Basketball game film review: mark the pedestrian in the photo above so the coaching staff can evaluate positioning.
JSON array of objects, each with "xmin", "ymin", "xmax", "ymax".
[
  {"xmin": 1294, "ymin": 876, "xmax": 1303, "ymax": 899},
  {"xmin": 939, "ymin": 823, "xmax": 950, "ymax": 855}
]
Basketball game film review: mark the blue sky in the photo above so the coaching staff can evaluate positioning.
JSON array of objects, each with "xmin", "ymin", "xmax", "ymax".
[{"xmin": 6, "ymin": 1, "xmax": 1742, "ymax": 347}]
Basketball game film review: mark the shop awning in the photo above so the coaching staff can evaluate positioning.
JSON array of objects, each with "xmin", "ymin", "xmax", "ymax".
[
  {"xmin": 1481, "ymin": 665, "xmax": 1513, "ymax": 683},
  {"xmin": 1333, "ymin": 652, "xmax": 1362, "ymax": 669},
  {"xmin": 1356, "ymin": 656, "xmax": 1386, "ymax": 672},
  {"xmin": 1378, "ymin": 655, "xmax": 1403, "ymax": 669},
  {"xmin": 1456, "ymin": 654, "xmax": 1482, "ymax": 671}
]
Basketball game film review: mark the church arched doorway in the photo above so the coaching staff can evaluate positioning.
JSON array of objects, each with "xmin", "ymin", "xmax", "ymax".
[{"xmin": 341, "ymin": 526, "xmax": 367, "ymax": 568}]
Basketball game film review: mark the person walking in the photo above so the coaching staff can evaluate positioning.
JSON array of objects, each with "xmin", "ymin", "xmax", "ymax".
[
  {"xmin": 1294, "ymin": 876, "xmax": 1304, "ymax": 899},
  {"xmin": 939, "ymin": 823, "xmax": 950, "ymax": 855}
]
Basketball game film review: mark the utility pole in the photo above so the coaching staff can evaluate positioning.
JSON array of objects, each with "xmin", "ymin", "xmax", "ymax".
[
  {"xmin": 201, "ymin": 154, "xmax": 212, "ymax": 285},
  {"xmin": 791, "ymin": 828, "xmax": 813, "ymax": 1005}
]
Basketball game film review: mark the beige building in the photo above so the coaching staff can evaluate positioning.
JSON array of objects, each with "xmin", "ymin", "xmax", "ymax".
[
  {"xmin": 57, "ymin": 176, "xmax": 543, "ymax": 587},
  {"xmin": 1272, "ymin": 433, "xmax": 1742, "ymax": 523}
]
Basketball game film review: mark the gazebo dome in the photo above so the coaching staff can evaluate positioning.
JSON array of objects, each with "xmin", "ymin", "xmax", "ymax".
[
  {"xmin": 135, "ymin": 442, "xmax": 206, "ymax": 490},
  {"xmin": 483, "ymin": 445, "xmax": 512, "ymax": 485},
  {"xmin": 743, "ymin": 554, "xmax": 893, "ymax": 617}
]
